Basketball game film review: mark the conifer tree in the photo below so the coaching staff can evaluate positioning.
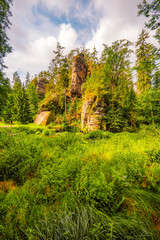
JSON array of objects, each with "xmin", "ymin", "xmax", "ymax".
[
  {"xmin": 49, "ymin": 42, "xmax": 65, "ymax": 85},
  {"xmin": 25, "ymin": 72, "xmax": 30, "ymax": 87},
  {"xmin": 49, "ymin": 42, "xmax": 70, "ymax": 114},
  {"xmin": 102, "ymin": 40, "xmax": 134, "ymax": 131},
  {"xmin": 0, "ymin": 0, "xmax": 12, "ymax": 116},
  {"xmin": 26, "ymin": 81, "xmax": 38, "ymax": 120},
  {"xmin": 138, "ymin": 0, "xmax": 160, "ymax": 42},
  {"xmin": 12, "ymin": 72, "xmax": 31, "ymax": 123},
  {"xmin": 19, "ymin": 84, "xmax": 31, "ymax": 124},
  {"xmin": 135, "ymin": 30, "xmax": 155, "ymax": 92},
  {"xmin": 0, "ymin": 0, "xmax": 12, "ymax": 69},
  {"xmin": 3, "ymin": 91, "xmax": 13, "ymax": 123}
]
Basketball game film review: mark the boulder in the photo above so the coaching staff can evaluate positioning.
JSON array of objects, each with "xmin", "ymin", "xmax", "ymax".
[
  {"xmin": 70, "ymin": 53, "xmax": 87, "ymax": 98},
  {"xmin": 34, "ymin": 111, "xmax": 53, "ymax": 126},
  {"xmin": 81, "ymin": 97, "xmax": 106, "ymax": 131}
]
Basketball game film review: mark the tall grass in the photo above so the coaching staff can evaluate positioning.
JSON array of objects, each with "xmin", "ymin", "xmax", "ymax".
[{"xmin": 0, "ymin": 127, "xmax": 160, "ymax": 239}]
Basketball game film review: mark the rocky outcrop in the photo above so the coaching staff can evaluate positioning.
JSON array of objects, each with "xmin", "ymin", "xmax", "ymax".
[
  {"xmin": 34, "ymin": 111, "xmax": 53, "ymax": 126},
  {"xmin": 81, "ymin": 97, "xmax": 106, "ymax": 131},
  {"xmin": 70, "ymin": 53, "xmax": 87, "ymax": 98},
  {"xmin": 36, "ymin": 78, "xmax": 48, "ymax": 96}
]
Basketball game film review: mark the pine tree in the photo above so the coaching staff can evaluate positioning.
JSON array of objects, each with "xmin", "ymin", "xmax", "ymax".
[
  {"xmin": 49, "ymin": 42, "xmax": 70, "ymax": 115},
  {"xmin": 25, "ymin": 72, "xmax": 30, "ymax": 88},
  {"xmin": 102, "ymin": 40, "xmax": 134, "ymax": 131},
  {"xmin": 135, "ymin": 30, "xmax": 155, "ymax": 92},
  {"xmin": 0, "ymin": 72, "xmax": 10, "ymax": 116},
  {"xmin": 3, "ymin": 91, "xmax": 13, "ymax": 123},
  {"xmin": 49, "ymin": 42, "xmax": 65, "ymax": 85},
  {"xmin": 26, "ymin": 82, "xmax": 38, "ymax": 120},
  {"xmin": 138, "ymin": 0, "xmax": 160, "ymax": 42},
  {"xmin": 0, "ymin": 0, "xmax": 12, "ymax": 116},
  {"xmin": 0, "ymin": 0, "xmax": 12, "ymax": 69},
  {"xmin": 12, "ymin": 71, "xmax": 21, "ymax": 86},
  {"xmin": 19, "ymin": 84, "xmax": 31, "ymax": 124},
  {"xmin": 153, "ymin": 68, "xmax": 160, "ymax": 89},
  {"xmin": 12, "ymin": 72, "xmax": 31, "ymax": 123}
]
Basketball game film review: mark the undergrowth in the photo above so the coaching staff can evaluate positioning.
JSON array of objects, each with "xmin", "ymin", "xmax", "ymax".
[{"xmin": 0, "ymin": 126, "xmax": 160, "ymax": 239}]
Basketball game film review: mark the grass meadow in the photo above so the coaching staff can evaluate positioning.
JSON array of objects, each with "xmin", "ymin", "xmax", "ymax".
[{"xmin": 0, "ymin": 124, "xmax": 160, "ymax": 239}]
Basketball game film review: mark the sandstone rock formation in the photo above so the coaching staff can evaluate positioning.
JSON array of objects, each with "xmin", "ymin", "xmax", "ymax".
[
  {"xmin": 81, "ymin": 97, "xmax": 106, "ymax": 131},
  {"xmin": 34, "ymin": 111, "xmax": 53, "ymax": 126},
  {"xmin": 70, "ymin": 53, "xmax": 87, "ymax": 98},
  {"xmin": 36, "ymin": 78, "xmax": 48, "ymax": 96}
]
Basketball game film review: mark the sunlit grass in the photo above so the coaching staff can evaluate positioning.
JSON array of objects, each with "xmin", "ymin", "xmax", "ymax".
[{"xmin": 0, "ymin": 126, "xmax": 160, "ymax": 239}]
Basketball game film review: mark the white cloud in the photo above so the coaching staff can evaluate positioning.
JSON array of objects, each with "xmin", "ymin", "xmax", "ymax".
[
  {"xmin": 41, "ymin": 0, "xmax": 74, "ymax": 16},
  {"xmin": 58, "ymin": 24, "xmax": 77, "ymax": 53},
  {"xmin": 4, "ymin": 23, "xmax": 78, "ymax": 81},
  {"xmin": 4, "ymin": 36, "xmax": 57, "ymax": 81},
  {"xmin": 86, "ymin": 0, "xmax": 157, "ymax": 53},
  {"xmin": 4, "ymin": 0, "xmax": 158, "ymax": 82}
]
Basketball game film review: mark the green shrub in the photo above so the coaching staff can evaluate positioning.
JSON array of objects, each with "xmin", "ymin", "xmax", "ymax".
[
  {"xmin": 53, "ymin": 124, "xmax": 65, "ymax": 132},
  {"xmin": 0, "ymin": 133, "xmax": 43, "ymax": 184},
  {"xmin": 1, "ymin": 127, "xmax": 160, "ymax": 239},
  {"xmin": 42, "ymin": 129, "xmax": 50, "ymax": 136},
  {"xmin": 85, "ymin": 130, "xmax": 103, "ymax": 139},
  {"xmin": 102, "ymin": 131, "xmax": 113, "ymax": 138}
]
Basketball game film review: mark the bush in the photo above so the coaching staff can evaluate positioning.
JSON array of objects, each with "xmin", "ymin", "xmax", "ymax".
[
  {"xmin": 42, "ymin": 129, "xmax": 50, "ymax": 136},
  {"xmin": 0, "ymin": 133, "xmax": 43, "ymax": 184},
  {"xmin": 102, "ymin": 131, "xmax": 113, "ymax": 138},
  {"xmin": 1, "ymin": 128, "xmax": 160, "ymax": 240},
  {"xmin": 85, "ymin": 130, "xmax": 103, "ymax": 139}
]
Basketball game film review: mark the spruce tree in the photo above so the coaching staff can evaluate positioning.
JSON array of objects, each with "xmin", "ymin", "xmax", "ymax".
[
  {"xmin": 135, "ymin": 30, "xmax": 155, "ymax": 92},
  {"xmin": 138, "ymin": 0, "xmax": 160, "ymax": 42},
  {"xmin": 49, "ymin": 42, "xmax": 70, "ymax": 114},
  {"xmin": 26, "ymin": 82, "xmax": 38, "ymax": 120},
  {"xmin": 3, "ymin": 91, "xmax": 13, "ymax": 123},
  {"xmin": 12, "ymin": 72, "xmax": 31, "ymax": 123},
  {"xmin": 0, "ymin": 0, "xmax": 12, "ymax": 69},
  {"xmin": 0, "ymin": 0, "xmax": 12, "ymax": 116},
  {"xmin": 25, "ymin": 72, "xmax": 30, "ymax": 87},
  {"xmin": 102, "ymin": 40, "xmax": 134, "ymax": 131},
  {"xmin": 20, "ymin": 84, "xmax": 31, "ymax": 124}
]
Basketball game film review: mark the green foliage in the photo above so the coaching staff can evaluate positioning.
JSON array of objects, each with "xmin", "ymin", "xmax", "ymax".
[
  {"xmin": 0, "ymin": 72, "xmax": 11, "ymax": 117},
  {"xmin": 0, "ymin": 133, "xmax": 43, "ymax": 184},
  {"xmin": 0, "ymin": 128, "xmax": 160, "ymax": 239},
  {"xmin": 82, "ymin": 40, "xmax": 136, "ymax": 132},
  {"xmin": 11, "ymin": 72, "xmax": 32, "ymax": 123},
  {"xmin": 2, "ymin": 91, "xmax": 13, "ymax": 123},
  {"xmin": 135, "ymin": 30, "xmax": 155, "ymax": 92},
  {"xmin": 138, "ymin": 0, "xmax": 160, "ymax": 42},
  {"xmin": 136, "ymin": 88, "xmax": 160, "ymax": 124},
  {"xmin": 26, "ymin": 81, "xmax": 39, "ymax": 120},
  {"xmin": 85, "ymin": 130, "xmax": 104, "ymax": 139},
  {"xmin": 0, "ymin": 0, "xmax": 12, "ymax": 69}
]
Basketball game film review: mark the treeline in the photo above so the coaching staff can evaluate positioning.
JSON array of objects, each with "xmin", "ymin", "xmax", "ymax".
[
  {"xmin": 0, "ymin": 0, "xmax": 159, "ymax": 131},
  {"xmin": 0, "ymin": 29, "xmax": 159, "ymax": 131}
]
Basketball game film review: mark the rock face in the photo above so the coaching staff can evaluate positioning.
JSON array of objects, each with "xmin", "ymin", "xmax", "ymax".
[
  {"xmin": 36, "ymin": 78, "xmax": 48, "ymax": 96},
  {"xmin": 38, "ymin": 96, "xmax": 62, "ymax": 115},
  {"xmin": 34, "ymin": 111, "xmax": 53, "ymax": 126},
  {"xmin": 70, "ymin": 53, "xmax": 87, "ymax": 98},
  {"xmin": 81, "ymin": 97, "xmax": 106, "ymax": 131}
]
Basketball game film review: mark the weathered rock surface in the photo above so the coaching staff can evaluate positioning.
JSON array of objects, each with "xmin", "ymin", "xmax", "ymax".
[
  {"xmin": 34, "ymin": 111, "xmax": 53, "ymax": 126},
  {"xmin": 36, "ymin": 78, "xmax": 48, "ymax": 96},
  {"xmin": 70, "ymin": 53, "xmax": 87, "ymax": 98},
  {"xmin": 81, "ymin": 97, "xmax": 106, "ymax": 131}
]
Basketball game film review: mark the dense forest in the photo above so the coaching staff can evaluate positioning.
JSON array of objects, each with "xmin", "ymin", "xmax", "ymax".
[
  {"xmin": 0, "ymin": 32, "xmax": 160, "ymax": 132},
  {"xmin": 0, "ymin": 0, "xmax": 160, "ymax": 239}
]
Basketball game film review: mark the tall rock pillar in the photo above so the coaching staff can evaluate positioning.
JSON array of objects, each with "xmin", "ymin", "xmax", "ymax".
[{"xmin": 70, "ymin": 53, "xmax": 87, "ymax": 98}]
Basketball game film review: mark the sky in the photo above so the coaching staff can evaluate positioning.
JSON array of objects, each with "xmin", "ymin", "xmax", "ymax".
[{"xmin": 4, "ymin": 0, "xmax": 157, "ymax": 82}]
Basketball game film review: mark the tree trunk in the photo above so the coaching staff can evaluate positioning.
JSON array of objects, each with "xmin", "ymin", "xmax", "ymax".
[
  {"xmin": 64, "ymin": 88, "xmax": 67, "ymax": 116},
  {"xmin": 149, "ymin": 99, "xmax": 156, "ymax": 135}
]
